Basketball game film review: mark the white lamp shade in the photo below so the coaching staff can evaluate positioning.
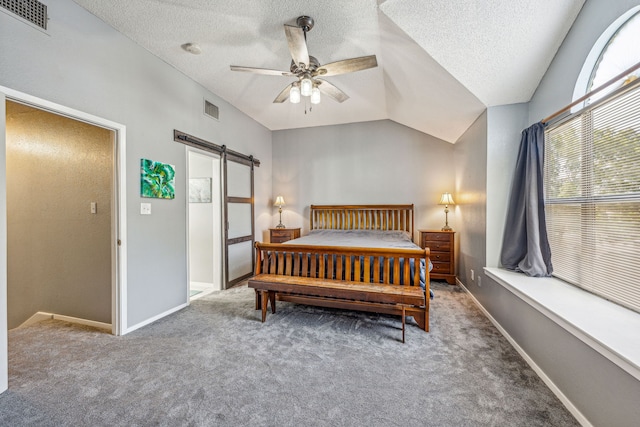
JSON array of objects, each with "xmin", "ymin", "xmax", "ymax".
[
  {"xmin": 310, "ymin": 86, "xmax": 321, "ymax": 104},
  {"xmin": 274, "ymin": 196, "xmax": 285, "ymax": 207},
  {"xmin": 289, "ymin": 85, "xmax": 301, "ymax": 104},
  {"xmin": 301, "ymin": 77, "xmax": 313, "ymax": 96},
  {"xmin": 438, "ymin": 192, "xmax": 455, "ymax": 205}
]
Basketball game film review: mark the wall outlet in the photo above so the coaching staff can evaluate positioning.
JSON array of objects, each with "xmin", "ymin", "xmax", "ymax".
[
  {"xmin": 470, "ymin": 269, "xmax": 475, "ymax": 281},
  {"xmin": 140, "ymin": 203, "xmax": 151, "ymax": 215},
  {"xmin": 478, "ymin": 276, "xmax": 482, "ymax": 287}
]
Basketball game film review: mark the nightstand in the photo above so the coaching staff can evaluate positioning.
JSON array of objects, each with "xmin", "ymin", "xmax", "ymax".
[
  {"xmin": 419, "ymin": 230, "xmax": 456, "ymax": 285},
  {"xmin": 270, "ymin": 227, "xmax": 301, "ymax": 243}
]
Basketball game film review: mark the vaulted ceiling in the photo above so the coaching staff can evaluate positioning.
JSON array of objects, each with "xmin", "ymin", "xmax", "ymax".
[{"xmin": 72, "ymin": 0, "xmax": 585, "ymax": 143}]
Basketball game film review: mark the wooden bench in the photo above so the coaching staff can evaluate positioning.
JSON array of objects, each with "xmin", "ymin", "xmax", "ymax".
[{"xmin": 248, "ymin": 242, "xmax": 430, "ymax": 342}]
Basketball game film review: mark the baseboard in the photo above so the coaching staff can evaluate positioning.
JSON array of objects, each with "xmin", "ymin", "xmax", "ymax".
[
  {"xmin": 18, "ymin": 312, "xmax": 111, "ymax": 331},
  {"xmin": 456, "ymin": 278, "xmax": 593, "ymax": 427},
  {"xmin": 18, "ymin": 312, "xmax": 54, "ymax": 328},
  {"xmin": 123, "ymin": 302, "xmax": 188, "ymax": 335}
]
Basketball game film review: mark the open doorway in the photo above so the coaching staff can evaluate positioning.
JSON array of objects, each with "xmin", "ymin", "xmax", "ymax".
[
  {"xmin": 5, "ymin": 100, "xmax": 116, "ymax": 330},
  {"xmin": 187, "ymin": 149, "xmax": 222, "ymax": 300}
]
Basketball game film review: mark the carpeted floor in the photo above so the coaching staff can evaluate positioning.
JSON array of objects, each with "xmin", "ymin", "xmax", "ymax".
[{"xmin": 0, "ymin": 282, "xmax": 579, "ymax": 426}]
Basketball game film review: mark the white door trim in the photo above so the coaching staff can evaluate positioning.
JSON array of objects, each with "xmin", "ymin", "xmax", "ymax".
[{"xmin": 0, "ymin": 85, "xmax": 127, "ymax": 337}]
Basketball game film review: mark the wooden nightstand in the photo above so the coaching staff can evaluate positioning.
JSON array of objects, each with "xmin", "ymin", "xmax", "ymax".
[
  {"xmin": 419, "ymin": 230, "xmax": 456, "ymax": 285},
  {"xmin": 270, "ymin": 227, "xmax": 301, "ymax": 243}
]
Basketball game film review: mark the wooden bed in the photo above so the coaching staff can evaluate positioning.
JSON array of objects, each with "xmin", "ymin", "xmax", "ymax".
[
  {"xmin": 248, "ymin": 204, "xmax": 430, "ymax": 342},
  {"xmin": 309, "ymin": 204, "xmax": 414, "ymax": 234}
]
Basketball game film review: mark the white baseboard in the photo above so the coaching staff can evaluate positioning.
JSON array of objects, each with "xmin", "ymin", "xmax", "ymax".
[
  {"xmin": 456, "ymin": 278, "xmax": 593, "ymax": 427},
  {"xmin": 18, "ymin": 311, "xmax": 111, "ymax": 331},
  {"xmin": 123, "ymin": 302, "xmax": 188, "ymax": 335},
  {"xmin": 18, "ymin": 312, "xmax": 54, "ymax": 328}
]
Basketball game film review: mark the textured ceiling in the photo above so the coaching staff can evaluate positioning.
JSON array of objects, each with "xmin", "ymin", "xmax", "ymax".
[{"xmin": 71, "ymin": 0, "xmax": 584, "ymax": 143}]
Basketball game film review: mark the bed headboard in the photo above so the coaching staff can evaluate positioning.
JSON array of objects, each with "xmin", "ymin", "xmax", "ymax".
[{"xmin": 310, "ymin": 204, "xmax": 414, "ymax": 235}]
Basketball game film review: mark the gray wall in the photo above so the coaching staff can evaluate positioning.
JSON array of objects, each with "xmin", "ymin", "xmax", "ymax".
[
  {"xmin": 453, "ymin": 111, "xmax": 487, "ymax": 288},
  {"xmin": 455, "ymin": 1, "xmax": 640, "ymax": 425},
  {"xmin": 6, "ymin": 102, "xmax": 113, "ymax": 329},
  {"xmin": 272, "ymin": 120, "xmax": 455, "ymax": 242},
  {"xmin": 0, "ymin": 0, "xmax": 272, "ymax": 333}
]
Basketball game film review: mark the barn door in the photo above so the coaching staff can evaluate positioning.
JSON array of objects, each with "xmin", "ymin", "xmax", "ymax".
[{"xmin": 223, "ymin": 154, "xmax": 255, "ymax": 288}]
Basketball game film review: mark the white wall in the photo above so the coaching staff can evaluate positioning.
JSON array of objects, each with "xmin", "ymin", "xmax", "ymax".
[
  {"xmin": 272, "ymin": 120, "xmax": 455, "ymax": 242},
  {"xmin": 0, "ymin": 0, "xmax": 272, "ymax": 337}
]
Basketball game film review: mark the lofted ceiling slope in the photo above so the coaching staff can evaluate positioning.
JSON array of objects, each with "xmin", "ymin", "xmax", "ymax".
[{"xmin": 72, "ymin": 0, "xmax": 584, "ymax": 143}]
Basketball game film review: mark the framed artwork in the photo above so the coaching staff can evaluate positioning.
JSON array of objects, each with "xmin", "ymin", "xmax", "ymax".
[
  {"xmin": 141, "ymin": 158, "xmax": 175, "ymax": 199},
  {"xmin": 189, "ymin": 178, "xmax": 212, "ymax": 203}
]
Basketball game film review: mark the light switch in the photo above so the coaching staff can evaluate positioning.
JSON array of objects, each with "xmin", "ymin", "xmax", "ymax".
[
  {"xmin": 90, "ymin": 202, "xmax": 97, "ymax": 214},
  {"xmin": 140, "ymin": 203, "xmax": 151, "ymax": 215}
]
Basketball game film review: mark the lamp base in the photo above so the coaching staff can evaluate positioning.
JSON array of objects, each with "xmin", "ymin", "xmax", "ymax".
[
  {"xmin": 276, "ymin": 223, "xmax": 286, "ymax": 229},
  {"xmin": 441, "ymin": 225, "xmax": 452, "ymax": 231}
]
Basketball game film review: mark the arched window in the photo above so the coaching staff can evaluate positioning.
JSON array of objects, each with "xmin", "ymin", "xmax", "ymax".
[{"xmin": 573, "ymin": 7, "xmax": 640, "ymax": 107}]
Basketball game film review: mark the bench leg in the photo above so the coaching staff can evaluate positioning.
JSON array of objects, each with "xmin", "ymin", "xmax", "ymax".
[
  {"xmin": 402, "ymin": 306, "xmax": 406, "ymax": 344},
  {"xmin": 255, "ymin": 289, "xmax": 261, "ymax": 310},
  {"xmin": 260, "ymin": 290, "xmax": 268, "ymax": 322},
  {"xmin": 269, "ymin": 291, "xmax": 276, "ymax": 314}
]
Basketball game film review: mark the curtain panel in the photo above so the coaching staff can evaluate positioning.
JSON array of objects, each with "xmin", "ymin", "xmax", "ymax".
[{"xmin": 500, "ymin": 122, "xmax": 553, "ymax": 277}]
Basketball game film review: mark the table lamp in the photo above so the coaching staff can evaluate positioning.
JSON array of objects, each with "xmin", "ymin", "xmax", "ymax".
[
  {"xmin": 438, "ymin": 193, "xmax": 454, "ymax": 231},
  {"xmin": 274, "ymin": 196, "xmax": 286, "ymax": 229}
]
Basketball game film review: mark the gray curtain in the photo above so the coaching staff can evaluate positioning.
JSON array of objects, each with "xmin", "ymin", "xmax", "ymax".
[{"xmin": 500, "ymin": 122, "xmax": 553, "ymax": 277}]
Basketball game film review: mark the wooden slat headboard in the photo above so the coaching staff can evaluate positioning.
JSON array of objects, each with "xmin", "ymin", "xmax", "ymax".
[{"xmin": 310, "ymin": 204, "xmax": 414, "ymax": 235}]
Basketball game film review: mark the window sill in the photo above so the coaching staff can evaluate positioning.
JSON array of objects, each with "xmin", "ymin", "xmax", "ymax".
[{"xmin": 484, "ymin": 267, "xmax": 640, "ymax": 381}]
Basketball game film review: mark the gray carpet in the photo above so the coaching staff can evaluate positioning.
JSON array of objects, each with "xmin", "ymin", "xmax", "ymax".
[{"xmin": 0, "ymin": 282, "xmax": 579, "ymax": 426}]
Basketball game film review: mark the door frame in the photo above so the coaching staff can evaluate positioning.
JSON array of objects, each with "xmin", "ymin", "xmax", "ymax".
[{"xmin": 0, "ymin": 85, "xmax": 127, "ymax": 337}]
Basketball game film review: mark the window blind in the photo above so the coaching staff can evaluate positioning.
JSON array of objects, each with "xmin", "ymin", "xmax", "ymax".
[{"xmin": 544, "ymin": 82, "xmax": 640, "ymax": 313}]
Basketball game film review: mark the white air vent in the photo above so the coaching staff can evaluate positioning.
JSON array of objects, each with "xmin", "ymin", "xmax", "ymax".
[
  {"xmin": 1, "ymin": 0, "xmax": 47, "ymax": 29},
  {"xmin": 204, "ymin": 100, "xmax": 219, "ymax": 120}
]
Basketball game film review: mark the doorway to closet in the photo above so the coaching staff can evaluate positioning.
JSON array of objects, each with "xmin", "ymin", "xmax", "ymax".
[
  {"xmin": 5, "ymin": 100, "xmax": 116, "ymax": 331},
  {"xmin": 187, "ymin": 149, "xmax": 222, "ymax": 299}
]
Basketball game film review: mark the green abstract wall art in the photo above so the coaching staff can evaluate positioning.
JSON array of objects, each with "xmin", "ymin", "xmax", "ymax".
[{"xmin": 141, "ymin": 158, "xmax": 175, "ymax": 199}]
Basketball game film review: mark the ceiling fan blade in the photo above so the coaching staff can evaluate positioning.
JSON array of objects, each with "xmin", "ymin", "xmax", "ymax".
[
  {"xmin": 273, "ymin": 83, "xmax": 294, "ymax": 103},
  {"xmin": 315, "ymin": 55, "xmax": 378, "ymax": 77},
  {"xmin": 316, "ymin": 79, "xmax": 349, "ymax": 103},
  {"xmin": 230, "ymin": 65, "xmax": 294, "ymax": 76},
  {"xmin": 284, "ymin": 24, "xmax": 310, "ymax": 68}
]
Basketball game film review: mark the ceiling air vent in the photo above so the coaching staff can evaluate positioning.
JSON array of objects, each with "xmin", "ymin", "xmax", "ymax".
[
  {"xmin": 1, "ymin": 0, "xmax": 48, "ymax": 30},
  {"xmin": 204, "ymin": 100, "xmax": 219, "ymax": 120}
]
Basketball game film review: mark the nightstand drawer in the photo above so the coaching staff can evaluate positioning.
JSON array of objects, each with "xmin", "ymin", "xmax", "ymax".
[
  {"xmin": 271, "ymin": 230, "xmax": 291, "ymax": 239},
  {"xmin": 429, "ymin": 252, "xmax": 451, "ymax": 262},
  {"xmin": 424, "ymin": 240, "xmax": 451, "ymax": 252},
  {"xmin": 424, "ymin": 233, "xmax": 451, "ymax": 241},
  {"xmin": 431, "ymin": 262, "xmax": 452, "ymax": 273}
]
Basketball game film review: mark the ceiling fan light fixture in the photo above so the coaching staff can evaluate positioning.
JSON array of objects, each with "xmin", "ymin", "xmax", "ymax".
[
  {"xmin": 310, "ymin": 86, "xmax": 321, "ymax": 104},
  {"xmin": 300, "ymin": 76, "xmax": 313, "ymax": 96},
  {"xmin": 290, "ymin": 85, "xmax": 301, "ymax": 104}
]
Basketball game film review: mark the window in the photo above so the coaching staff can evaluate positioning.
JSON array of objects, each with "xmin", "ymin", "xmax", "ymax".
[
  {"xmin": 585, "ymin": 11, "xmax": 640, "ymax": 105},
  {"xmin": 545, "ymin": 10, "xmax": 640, "ymax": 313}
]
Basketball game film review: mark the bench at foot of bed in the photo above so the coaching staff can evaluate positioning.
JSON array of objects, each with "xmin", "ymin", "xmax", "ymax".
[{"xmin": 248, "ymin": 274, "xmax": 428, "ymax": 343}]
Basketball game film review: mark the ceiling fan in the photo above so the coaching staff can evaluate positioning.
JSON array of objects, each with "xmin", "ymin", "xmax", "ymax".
[{"xmin": 230, "ymin": 16, "xmax": 378, "ymax": 105}]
